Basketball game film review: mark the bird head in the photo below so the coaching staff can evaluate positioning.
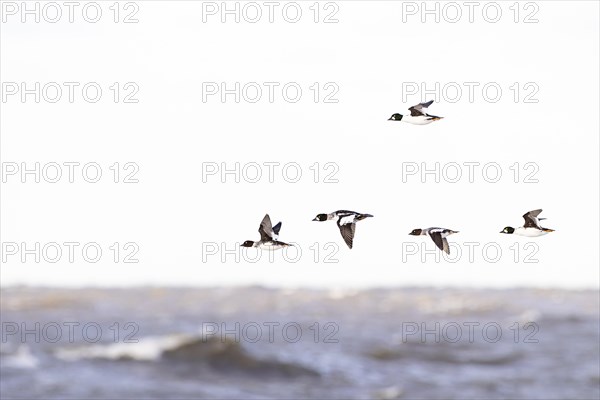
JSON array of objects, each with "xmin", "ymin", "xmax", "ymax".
[{"xmin": 312, "ymin": 214, "xmax": 328, "ymax": 222}]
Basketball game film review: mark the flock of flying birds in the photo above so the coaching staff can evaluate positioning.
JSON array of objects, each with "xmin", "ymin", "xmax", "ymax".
[{"xmin": 241, "ymin": 101, "xmax": 554, "ymax": 255}]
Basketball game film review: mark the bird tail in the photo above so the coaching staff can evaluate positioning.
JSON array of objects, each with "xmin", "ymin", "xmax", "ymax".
[
  {"xmin": 542, "ymin": 228, "xmax": 555, "ymax": 232},
  {"xmin": 358, "ymin": 214, "xmax": 374, "ymax": 220}
]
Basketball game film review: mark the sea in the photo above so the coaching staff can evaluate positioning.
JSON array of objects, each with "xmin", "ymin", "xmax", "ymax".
[{"xmin": 1, "ymin": 287, "xmax": 598, "ymax": 399}]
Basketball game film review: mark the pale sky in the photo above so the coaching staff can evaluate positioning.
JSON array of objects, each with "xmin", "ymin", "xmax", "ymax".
[{"xmin": 1, "ymin": 1, "xmax": 599, "ymax": 289}]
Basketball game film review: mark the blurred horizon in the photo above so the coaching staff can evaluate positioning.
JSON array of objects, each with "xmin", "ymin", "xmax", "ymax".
[{"xmin": 1, "ymin": 282, "xmax": 599, "ymax": 291}]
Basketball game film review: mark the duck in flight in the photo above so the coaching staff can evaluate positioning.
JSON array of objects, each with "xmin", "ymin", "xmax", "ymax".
[
  {"xmin": 388, "ymin": 100, "xmax": 444, "ymax": 125},
  {"xmin": 241, "ymin": 214, "xmax": 292, "ymax": 250},
  {"xmin": 500, "ymin": 209, "xmax": 554, "ymax": 237},
  {"xmin": 312, "ymin": 210, "xmax": 373, "ymax": 249},
  {"xmin": 409, "ymin": 227, "xmax": 459, "ymax": 255}
]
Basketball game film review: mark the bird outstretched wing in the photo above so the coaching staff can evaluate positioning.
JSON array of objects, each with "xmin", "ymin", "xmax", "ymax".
[
  {"xmin": 337, "ymin": 220, "xmax": 356, "ymax": 249},
  {"xmin": 428, "ymin": 230, "xmax": 450, "ymax": 254},
  {"xmin": 258, "ymin": 214, "xmax": 274, "ymax": 241},
  {"xmin": 409, "ymin": 100, "xmax": 434, "ymax": 117},
  {"xmin": 522, "ymin": 209, "xmax": 543, "ymax": 229}
]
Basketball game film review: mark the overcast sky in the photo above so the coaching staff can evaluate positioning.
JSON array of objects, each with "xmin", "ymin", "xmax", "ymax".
[{"xmin": 1, "ymin": 1, "xmax": 598, "ymax": 289}]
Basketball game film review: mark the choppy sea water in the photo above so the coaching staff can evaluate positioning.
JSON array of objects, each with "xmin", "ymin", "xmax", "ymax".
[{"xmin": 1, "ymin": 287, "xmax": 598, "ymax": 399}]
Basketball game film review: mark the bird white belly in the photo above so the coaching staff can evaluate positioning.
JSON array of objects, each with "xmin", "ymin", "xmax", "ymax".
[
  {"xmin": 515, "ymin": 227, "xmax": 547, "ymax": 237},
  {"xmin": 403, "ymin": 116, "xmax": 432, "ymax": 125},
  {"xmin": 259, "ymin": 243, "xmax": 286, "ymax": 251}
]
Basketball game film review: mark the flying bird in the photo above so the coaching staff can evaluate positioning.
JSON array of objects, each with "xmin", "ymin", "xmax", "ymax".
[
  {"xmin": 312, "ymin": 210, "xmax": 373, "ymax": 249},
  {"xmin": 241, "ymin": 214, "xmax": 292, "ymax": 250},
  {"xmin": 409, "ymin": 227, "xmax": 459, "ymax": 254},
  {"xmin": 500, "ymin": 209, "xmax": 554, "ymax": 237},
  {"xmin": 388, "ymin": 100, "xmax": 444, "ymax": 125}
]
